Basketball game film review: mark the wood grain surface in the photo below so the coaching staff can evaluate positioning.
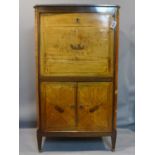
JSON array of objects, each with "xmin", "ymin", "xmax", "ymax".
[
  {"xmin": 40, "ymin": 82, "xmax": 112, "ymax": 132},
  {"xmin": 77, "ymin": 82, "xmax": 113, "ymax": 132},
  {"xmin": 41, "ymin": 82, "xmax": 76, "ymax": 131},
  {"xmin": 40, "ymin": 13, "xmax": 114, "ymax": 77},
  {"xmin": 35, "ymin": 5, "xmax": 119, "ymax": 152}
]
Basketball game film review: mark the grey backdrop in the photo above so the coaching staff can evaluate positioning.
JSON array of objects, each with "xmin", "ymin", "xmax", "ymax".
[{"xmin": 19, "ymin": 0, "xmax": 135, "ymax": 130}]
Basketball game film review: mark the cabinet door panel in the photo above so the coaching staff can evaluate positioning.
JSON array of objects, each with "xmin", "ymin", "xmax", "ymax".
[
  {"xmin": 41, "ymin": 82, "xmax": 76, "ymax": 131},
  {"xmin": 77, "ymin": 82, "xmax": 113, "ymax": 132}
]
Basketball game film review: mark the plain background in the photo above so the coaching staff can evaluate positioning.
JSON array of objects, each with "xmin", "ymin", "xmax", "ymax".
[{"xmin": 19, "ymin": 0, "xmax": 135, "ymax": 130}]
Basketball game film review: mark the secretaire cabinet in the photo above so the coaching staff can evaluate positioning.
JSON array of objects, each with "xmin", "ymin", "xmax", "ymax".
[{"xmin": 34, "ymin": 4, "xmax": 120, "ymax": 152}]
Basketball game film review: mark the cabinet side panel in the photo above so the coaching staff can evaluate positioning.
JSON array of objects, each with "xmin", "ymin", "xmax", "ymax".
[
  {"xmin": 35, "ymin": 9, "xmax": 40, "ymax": 128},
  {"xmin": 114, "ymin": 9, "xmax": 119, "ymax": 130}
]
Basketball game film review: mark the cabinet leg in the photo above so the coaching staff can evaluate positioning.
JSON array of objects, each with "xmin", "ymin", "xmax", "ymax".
[
  {"xmin": 111, "ymin": 130, "xmax": 117, "ymax": 152},
  {"xmin": 37, "ymin": 129, "xmax": 42, "ymax": 152}
]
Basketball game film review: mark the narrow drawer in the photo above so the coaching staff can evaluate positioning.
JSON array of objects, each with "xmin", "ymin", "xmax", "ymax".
[{"xmin": 40, "ymin": 13, "xmax": 113, "ymax": 27}]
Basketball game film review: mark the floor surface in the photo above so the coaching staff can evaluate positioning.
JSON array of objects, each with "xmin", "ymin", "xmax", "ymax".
[{"xmin": 19, "ymin": 128, "xmax": 134, "ymax": 155}]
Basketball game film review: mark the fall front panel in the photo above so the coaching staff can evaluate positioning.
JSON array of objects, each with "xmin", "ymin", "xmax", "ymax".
[{"xmin": 40, "ymin": 13, "xmax": 114, "ymax": 77}]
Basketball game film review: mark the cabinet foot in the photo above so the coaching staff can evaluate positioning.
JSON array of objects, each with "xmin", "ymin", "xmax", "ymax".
[
  {"xmin": 111, "ymin": 130, "xmax": 117, "ymax": 152},
  {"xmin": 37, "ymin": 130, "xmax": 42, "ymax": 152}
]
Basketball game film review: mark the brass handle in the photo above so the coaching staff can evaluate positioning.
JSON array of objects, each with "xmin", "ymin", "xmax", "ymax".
[
  {"xmin": 54, "ymin": 105, "xmax": 64, "ymax": 113},
  {"xmin": 89, "ymin": 103, "xmax": 103, "ymax": 113},
  {"xmin": 79, "ymin": 105, "xmax": 84, "ymax": 109},
  {"xmin": 70, "ymin": 44, "xmax": 84, "ymax": 50},
  {"xmin": 89, "ymin": 105, "xmax": 100, "ymax": 113}
]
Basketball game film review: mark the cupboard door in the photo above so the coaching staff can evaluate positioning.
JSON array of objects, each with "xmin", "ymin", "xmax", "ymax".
[
  {"xmin": 41, "ymin": 82, "xmax": 76, "ymax": 131},
  {"xmin": 77, "ymin": 82, "xmax": 113, "ymax": 132}
]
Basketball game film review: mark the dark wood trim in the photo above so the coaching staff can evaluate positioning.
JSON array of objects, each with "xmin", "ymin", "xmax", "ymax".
[
  {"xmin": 75, "ymin": 82, "xmax": 78, "ymax": 127},
  {"xmin": 111, "ymin": 129, "xmax": 117, "ymax": 151},
  {"xmin": 34, "ymin": 4, "xmax": 120, "ymax": 9},
  {"xmin": 35, "ymin": 10, "xmax": 42, "ymax": 130},
  {"xmin": 111, "ymin": 8, "xmax": 119, "ymax": 133},
  {"xmin": 112, "ymin": 10, "xmax": 116, "ymax": 132},
  {"xmin": 37, "ymin": 129, "xmax": 42, "ymax": 152},
  {"xmin": 38, "ymin": 130, "xmax": 112, "ymax": 137},
  {"xmin": 34, "ymin": 5, "xmax": 119, "ymax": 13},
  {"xmin": 113, "ymin": 9, "xmax": 119, "ymax": 131},
  {"xmin": 40, "ymin": 76, "xmax": 114, "ymax": 82}
]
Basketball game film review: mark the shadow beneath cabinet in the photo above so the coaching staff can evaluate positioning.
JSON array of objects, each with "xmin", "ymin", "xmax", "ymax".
[{"xmin": 43, "ymin": 137, "xmax": 108, "ymax": 151}]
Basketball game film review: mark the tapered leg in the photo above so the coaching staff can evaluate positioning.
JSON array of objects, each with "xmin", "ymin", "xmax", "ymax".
[
  {"xmin": 111, "ymin": 130, "xmax": 117, "ymax": 152},
  {"xmin": 37, "ymin": 129, "xmax": 42, "ymax": 152}
]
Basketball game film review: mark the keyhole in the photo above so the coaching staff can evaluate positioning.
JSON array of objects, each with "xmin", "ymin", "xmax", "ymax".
[{"xmin": 76, "ymin": 18, "xmax": 80, "ymax": 23}]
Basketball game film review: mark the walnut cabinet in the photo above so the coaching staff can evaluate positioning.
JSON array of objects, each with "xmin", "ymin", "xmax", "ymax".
[{"xmin": 34, "ymin": 4, "xmax": 120, "ymax": 152}]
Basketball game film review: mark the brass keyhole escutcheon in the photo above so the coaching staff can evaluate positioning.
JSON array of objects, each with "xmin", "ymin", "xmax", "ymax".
[
  {"xmin": 76, "ymin": 18, "xmax": 80, "ymax": 23},
  {"xmin": 54, "ymin": 105, "xmax": 64, "ymax": 113},
  {"xmin": 79, "ymin": 105, "xmax": 84, "ymax": 109}
]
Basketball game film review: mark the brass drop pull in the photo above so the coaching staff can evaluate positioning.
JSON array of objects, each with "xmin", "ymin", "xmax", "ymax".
[
  {"xmin": 54, "ymin": 105, "xmax": 64, "ymax": 113},
  {"xmin": 89, "ymin": 103, "xmax": 103, "ymax": 113},
  {"xmin": 79, "ymin": 105, "xmax": 84, "ymax": 109},
  {"xmin": 89, "ymin": 105, "xmax": 100, "ymax": 113},
  {"xmin": 70, "ymin": 44, "xmax": 84, "ymax": 50}
]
